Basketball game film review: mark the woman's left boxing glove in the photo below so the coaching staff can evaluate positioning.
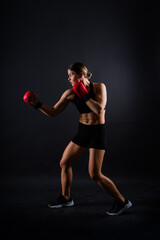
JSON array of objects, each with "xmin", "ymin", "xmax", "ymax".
[{"xmin": 23, "ymin": 91, "xmax": 42, "ymax": 109}]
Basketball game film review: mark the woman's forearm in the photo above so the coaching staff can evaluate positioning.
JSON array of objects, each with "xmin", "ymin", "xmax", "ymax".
[
  {"xmin": 39, "ymin": 104, "xmax": 56, "ymax": 117},
  {"xmin": 86, "ymin": 99, "xmax": 103, "ymax": 116}
]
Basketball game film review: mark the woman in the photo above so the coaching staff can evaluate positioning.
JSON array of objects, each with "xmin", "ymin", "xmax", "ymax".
[{"xmin": 23, "ymin": 62, "xmax": 132, "ymax": 216}]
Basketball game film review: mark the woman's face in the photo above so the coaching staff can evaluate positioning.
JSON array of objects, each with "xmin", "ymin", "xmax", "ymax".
[{"xmin": 68, "ymin": 69, "xmax": 80, "ymax": 86}]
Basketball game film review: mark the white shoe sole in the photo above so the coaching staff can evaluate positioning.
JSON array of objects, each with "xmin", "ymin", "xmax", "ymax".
[
  {"xmin": 48, "ymin": 200, "xmax": 74, "ymax": 209},
  {"xmin": 106, "ymin": 200, "xmax": 132, "ymax": 216}
]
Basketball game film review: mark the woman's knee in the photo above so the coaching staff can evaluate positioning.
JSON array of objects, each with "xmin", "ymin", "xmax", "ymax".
[
  {"xmin": 89, "ymin": 170, "xmax": 101, "ymax": 181},
  {"xmin": 60, "ymin": 158, "xmax": 71, "ymax": 169}
]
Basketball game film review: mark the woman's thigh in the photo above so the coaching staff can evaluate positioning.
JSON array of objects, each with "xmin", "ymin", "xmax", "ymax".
[
  {"xmin": 88, "ymin": 148, "xmax": 105, "ymax": 175},
  {"xmin": 60, "ymin": 141, "xmax": 87, "ymax": 167}
]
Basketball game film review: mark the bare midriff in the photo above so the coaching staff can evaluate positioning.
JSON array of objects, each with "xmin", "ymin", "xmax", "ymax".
[{"xmin": 79, "ymin": 110, "xmax": 105, "ymax": 125}]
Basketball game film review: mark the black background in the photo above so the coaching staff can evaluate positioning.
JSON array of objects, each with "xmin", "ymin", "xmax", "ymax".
[{"xmin": 1, "ymin": 0, "xmax": 160, "ymax": 239}]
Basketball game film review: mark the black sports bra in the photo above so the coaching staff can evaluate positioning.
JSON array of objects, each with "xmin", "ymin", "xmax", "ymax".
[{"xmin": 74, "ymin": 82, "xmax": 95, "ymax": 114}]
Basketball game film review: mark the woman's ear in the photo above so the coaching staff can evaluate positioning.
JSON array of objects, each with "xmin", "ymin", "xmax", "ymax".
[{"xmin": 79, "ymin": 73, "xmax": 85, "ymax": 82}]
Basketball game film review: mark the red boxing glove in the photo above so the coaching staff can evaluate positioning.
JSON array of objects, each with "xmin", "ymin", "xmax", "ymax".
[
  {"xmin": 73, "ymin": 82, "xmax": 90, "ymax": 102},
  {"xmin": 23, "ymin": 91, "xmax": 34, "ymax": 105},
  {"xmin": 23, "ymin": 91, "xmax": 42, "ymax": 109}
]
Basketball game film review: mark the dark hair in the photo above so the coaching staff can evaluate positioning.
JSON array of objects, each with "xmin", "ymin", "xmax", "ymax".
[{"xmin": 68, "ymin": 62, "xmax": 92, "ymax": 79}]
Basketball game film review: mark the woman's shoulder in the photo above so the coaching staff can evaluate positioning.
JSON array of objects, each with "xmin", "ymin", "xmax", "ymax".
[
  {"xmin": 93, "ymin": 82, "xmax": 106, "ymax": 91},
  {"xmin": 63, "ymin": 88, "xmax": 74, "ymax": 96},
  {"xmin": 63, "ymin": 88, "xmax": 75, "ymax": 102}
]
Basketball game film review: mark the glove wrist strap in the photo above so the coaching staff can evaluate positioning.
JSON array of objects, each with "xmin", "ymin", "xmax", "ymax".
[
  {"xmin": 81, "ymin": 94, "xmax": 90, "ymax": 102},
  {"xmin": 33, "ymin": 101, "xmax": 42, "ymax": 109}
]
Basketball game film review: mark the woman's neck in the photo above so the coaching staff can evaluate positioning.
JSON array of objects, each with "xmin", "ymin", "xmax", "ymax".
[{"xmin": 84, "ymin": 79, "xmax": 90, "ymax": 88}]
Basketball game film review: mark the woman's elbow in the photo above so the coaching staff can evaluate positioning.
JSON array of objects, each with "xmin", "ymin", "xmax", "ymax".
[
  {"xmin": 47, "ymin": 107, "xmax": 56, "ymax": 117},
  {"xmin": 96, "ymin": 106, "xmax": 103, "ymax": 116},
  {"xmin": 50, "ymin": 108, "xmax": 57, "ymax": 117}
]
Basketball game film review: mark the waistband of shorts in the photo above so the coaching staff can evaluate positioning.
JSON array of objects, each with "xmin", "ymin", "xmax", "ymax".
[{"xmin": 78, "ymin": 122, "xmax": 105, "ymax": 128}]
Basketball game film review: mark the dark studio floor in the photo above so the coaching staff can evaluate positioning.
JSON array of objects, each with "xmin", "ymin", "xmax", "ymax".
[{"xmin": 1, "ymin": 174, "xmax": 160, "ymax": 240}]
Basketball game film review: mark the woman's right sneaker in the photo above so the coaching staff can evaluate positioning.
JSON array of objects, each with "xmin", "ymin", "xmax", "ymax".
[{"xmin": 48, "ymin": 194, "xmax": 74, "ymax": 208}]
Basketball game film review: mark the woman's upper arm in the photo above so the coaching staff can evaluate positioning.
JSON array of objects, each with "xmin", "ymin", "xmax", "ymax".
[
  {"xmin": 52, "ymin": 89, "xmax": 74, "ymax": 115},
  {"xmin": 95, "ymin": 83, "xmax": 107, "ymax": 109}
]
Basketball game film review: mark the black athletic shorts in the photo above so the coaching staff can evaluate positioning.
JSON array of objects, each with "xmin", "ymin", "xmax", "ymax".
[{"xmin": 72, "ymin": 122, "xmax": 106, "ymax": 150}]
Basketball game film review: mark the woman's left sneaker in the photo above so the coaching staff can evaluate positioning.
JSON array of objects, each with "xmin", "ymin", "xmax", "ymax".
[{"xmin": 106, "ymin": 198, "xmax": 132, "ymax": 216}]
